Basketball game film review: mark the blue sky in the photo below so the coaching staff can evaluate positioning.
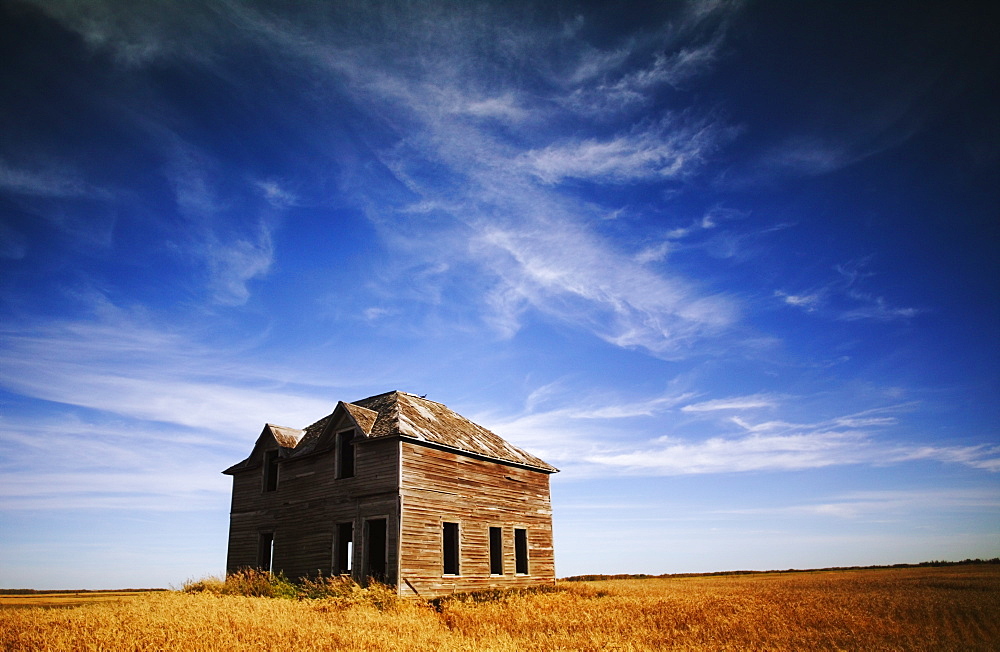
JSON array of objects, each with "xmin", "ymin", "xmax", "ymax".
[{"xmin": 1, "ymin": 0, "xmax": 997, "ymax": 589}]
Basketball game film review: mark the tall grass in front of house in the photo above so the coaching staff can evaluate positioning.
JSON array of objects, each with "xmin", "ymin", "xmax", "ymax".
[
  {"xmin": 181, "ymin": 569, "xmax": 399, "ymax": 608},
  {"xmin": 3, "ymin": 565, "xmax": 999, "ymax": 651}
]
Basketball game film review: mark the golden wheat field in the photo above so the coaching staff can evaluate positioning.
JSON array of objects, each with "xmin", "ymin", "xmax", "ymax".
[{"xmin": 2, "ymin": 566, "xmax": 998, "ymax": 651}]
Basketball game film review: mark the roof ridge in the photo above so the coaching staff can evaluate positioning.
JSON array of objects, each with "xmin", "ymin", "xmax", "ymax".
[
  {"xmin": 399, "ymin": 391, "xmax": 448, "ymax": 407},
  {"xmin": 227, "ymin": 391, "xmax": 557, "ymax": 475},
  {"xmin": 349, "ymin": 389, "xmax": 401, "ymax": 404}
]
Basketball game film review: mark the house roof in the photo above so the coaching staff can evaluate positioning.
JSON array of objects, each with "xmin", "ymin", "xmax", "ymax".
[
  {"xmin": 224, "ymin": 391, "xmax": 558, "ymax": 474},
  {"xmin": 267, "ymin": 423, "xmax": 305, "ymax": 448}
]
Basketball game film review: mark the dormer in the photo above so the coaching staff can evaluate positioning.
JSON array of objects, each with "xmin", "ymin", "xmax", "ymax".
[{"xmin": 222, "ymin": 423, "xmax": 304, "ymax": 493}]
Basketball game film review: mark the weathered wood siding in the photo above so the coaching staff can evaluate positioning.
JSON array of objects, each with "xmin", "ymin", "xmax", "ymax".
[
  {"xmin": 225, "ymin": 414, "xmax": 400, "ymax": 583},
  {"xmin": 398, "ymin": 441, "xmax": 555, "ymax": 598}
]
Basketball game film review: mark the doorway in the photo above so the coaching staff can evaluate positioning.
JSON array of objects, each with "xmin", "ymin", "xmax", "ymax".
[{"xmin": 364, "ymin": 518, "xmax": 387, "ymax": 584}]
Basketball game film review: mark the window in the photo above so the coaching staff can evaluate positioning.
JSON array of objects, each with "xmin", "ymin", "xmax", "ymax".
[
  {"xmin": 263, "ymin": 450, "xmax": 279, "ymax": 492},
  {"xmin": 442, "ymin": 522, "xmax": 460, "ymax": 575},
  {"xmin": 514, "ymin": 528, "xmax": 528, "ymax": 575},
  {"xmin": 489, "ymin": 526, "xmax": 503, "ymax": 575},
  {"xmin": 258, "ymin": 532, "xmax": 274, "ymax": 573},
  {"xmin": 337, "ymin": 430, "xmax": 355, "ymax": 478},
  {"xmin": 334, "ymin": 522, "xmax": 353, "ymax": 574}
]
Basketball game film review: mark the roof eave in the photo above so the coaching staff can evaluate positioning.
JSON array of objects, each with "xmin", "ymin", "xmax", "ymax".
[{"xmin": 398, "ymin": 435, "xmax": 559, "ymax": 473}]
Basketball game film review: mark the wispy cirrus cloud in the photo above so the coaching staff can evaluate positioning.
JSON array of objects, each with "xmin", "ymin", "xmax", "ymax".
[
  {"xmin": 185, "ymin": 1, "xmax": 746, "ymax": 355},
  {"xmin": 558, "ymin": 2, "xmax": 736, "ymax": 118},
  {"xmin": 202, "ymin": 223, "xmax": 274, "ymax": 306},
  {"xmin": 0, "ymin": 305, "xmax": 335, "ymax": 436},
  {"xmin": 163, "ymin": 142, "xmax": 277, "ymax": 306},
  {"xmin": 776, "ymin": 257, "xmax": 921, "ymax": 322},
  {"xmin": 0, "ymin": 159, "xmax": 109, "ymax": 199},
  {"xmin": 589, "ymin": 427, "xmax": 1000, "ymax": 476},
  {"xmin": 19, "ymin": 0, "xmax": 930, "ymax": 353},
  {"xmin": 716, "ymin": 488, "xmax": 1000, "ymax": 520},
  {"xmin": 523, "ymin": 116, "xmax": 726, "ymax": 184},
  {"xmin": 680, "ymin": 394, "xmax": 778, "ymax": 412},
  {"xmin": 25, "ymin": 0, "xmax": 230, "ymax": 68},
  {"xmin": 589, "ymin": 399, "xmax": 1000, "ymax": 475},
  {"xmin": 482, "ymin": 386, "xmax": 1000, "ymax": 477},
  {"xmin": 0, "ymin": 412, "xmax": 232, "ymax": 511},
  {"xmin": 472, "ymin": 216, "xmax": 737, "ymax": 354}
]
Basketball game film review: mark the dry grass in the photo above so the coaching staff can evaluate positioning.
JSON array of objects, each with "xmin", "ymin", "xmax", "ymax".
[
  {"xmin": 0, "ymin": 592, "xmax": 152, "ymax": 610},
  {"xmin": 2, "ymin": 566, "xmax": 997, "ymax": 651}
]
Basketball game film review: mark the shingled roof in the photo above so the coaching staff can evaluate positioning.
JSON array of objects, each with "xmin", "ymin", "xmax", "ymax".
[{"xmin": 224, "ymin": 391, "xmax": 557, "ymax": 474}]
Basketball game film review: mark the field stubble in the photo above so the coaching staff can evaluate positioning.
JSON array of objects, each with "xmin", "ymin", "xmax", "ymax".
[{"xmin": 1, "ymin": 565, "xmax": 997, "ymax": 651}]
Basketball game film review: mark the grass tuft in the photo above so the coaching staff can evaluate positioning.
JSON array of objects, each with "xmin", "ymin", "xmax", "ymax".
[{"xmin": 181, "ymin": 570, "xmax": 399, "ymax": 610}]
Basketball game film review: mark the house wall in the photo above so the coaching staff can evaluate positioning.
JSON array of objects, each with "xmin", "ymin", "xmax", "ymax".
[
  {"xmin": 397, "ymin": 441, "xmax": 556, "ymax": 598},
  {"xmin": 225, "ymin": 425, "xmax": 400, "ymax": 582}
]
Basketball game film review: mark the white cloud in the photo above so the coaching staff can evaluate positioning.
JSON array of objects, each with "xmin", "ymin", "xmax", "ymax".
[
  {"xmin": 681, "ymin": 394, "xmax": 778, "ymax": 412},
  {"xmin": 0, "ymin": 160, "xmax": 106, "ymax": 199},
  {"xmin": 576, "ymin": 393, "xmax": 697, "ymax": 419},
  {"xmin": 838, "ymin": 295, "xmax": 921, "ymax": 322},
  {"xmin": 96, "ymin": 0, "xmax": 744, "ymax": 356},
  {"xmin": 634, "ymin": 241, "xmax": 673, "ymax": 264},
  {"xmin": 589, "ymin": 432, "xmax": 1000, "ymax": 476},
  {"xmin": 0, "ymin": 310, "xmax": 334, "ymax": 436},
  {"xmin": 0, "ymin": 412, "xmax": 233, "ymax": 511},
  {"xmin": 474, "ymin": 219, "xmax": 737, "ymax": 354},
  {"xmin": 591, "ymin": 430, "xmax": 870, "ymax": 474},
  {"xmin": 891, "ymin": 445, "xmax": 1000, "ymax": 472},
  {"xmin": 460, "ymin": 95, "xmax": 530, "ymax": 122},
  {"xmin": 777, "ymin": 258, "xmax": 921, "ymax": 322},
  {"xmin": 559, "ymin": 5, "xmax": 736, "ymax": 118},
  {"xmin": 523, "ymin": 118, "xmax": 718, "ymax": 184},
  {"xmin": 205, "ymin": 224, "xmax": 274, "ymax": 306},
  {"xmin": 24, "ymin": 0, "xmax": 226, "ymax": 68},
  {"xmin": 481, "ymin": 386, "xmax": 999, "ymax": 478},
  {"xmin": 164, "ymin": 143, "xmax": 277, "ymax": 306},
  {"xmin": 775, "ymin": 290, "xmax": 822, "ymax": 311},
  {"xmin": 256, "ymin": 180, "xmax": 299, "ymax": 208},
  {"xmin": 718, "ymin": 488, "xmax": 1000, "ymax": 520}
]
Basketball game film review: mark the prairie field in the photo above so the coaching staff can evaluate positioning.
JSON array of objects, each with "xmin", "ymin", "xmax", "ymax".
[
  {"xmin": 0, "ymin": 592, "xmax": 159, "ymax": 610},
  {"xmin": 2, "ymin": 565, "xmax": 998, "ymax": 651}
]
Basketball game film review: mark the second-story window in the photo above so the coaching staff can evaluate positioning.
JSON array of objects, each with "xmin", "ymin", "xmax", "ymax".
[
  {"xmin": 337, "ymin": 430, "xmax": 355, "ymax": 478},
  {"xmin": 263, "ymin": 449, "xmax": 279, "ymax": 492}
]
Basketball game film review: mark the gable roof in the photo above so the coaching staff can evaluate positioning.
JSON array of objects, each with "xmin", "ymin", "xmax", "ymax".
[
  {"xmin": 268, "ymin": 423, "xmax": 306, "ymax": 448},
  {"xmin": 221, "ymin": 423, "xmax": 304, "ymax": 474},
  {"xmin": 360, "ymin": 391, "xmax": 557, "ymax": 472},
  {"xmin": 224, "ymin": 391, "xmax": 557, "ymax": 474}
]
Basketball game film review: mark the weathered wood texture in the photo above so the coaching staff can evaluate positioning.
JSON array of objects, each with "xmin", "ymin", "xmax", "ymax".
[
  {"xmin": 398, "ymin": 441, "xmax": 555, "ymax": 598},
  {"xmin": 224, "ymin": 392, "xmax": 556, "ymax": 597},
  {"xmin": 225, "ymin": 409, "xmax": 400, "ymax": 581}
]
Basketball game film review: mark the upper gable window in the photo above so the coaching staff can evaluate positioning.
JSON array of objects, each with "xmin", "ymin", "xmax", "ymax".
[
  {"xmin": 263, "ymin": 449, "xmax": 279, "ymax": 492},
  {"xmin": 336, "ymin": 430, "xmax": 355, "ymax": 478}
]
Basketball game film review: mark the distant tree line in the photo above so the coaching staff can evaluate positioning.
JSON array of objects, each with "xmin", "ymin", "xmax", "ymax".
[{"xmin": 561, "ymin": 558, "xmax": 1000, "ymax": 582}]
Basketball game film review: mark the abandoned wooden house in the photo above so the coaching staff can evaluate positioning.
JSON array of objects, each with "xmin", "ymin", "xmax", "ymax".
[{"xmin": 223, "ymin": 390, "xmax": 558, "ymax": 597}]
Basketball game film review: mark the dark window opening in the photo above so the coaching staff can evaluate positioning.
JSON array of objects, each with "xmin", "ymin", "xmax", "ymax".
[
  {"xmin": 258, "ymin": 532, "xmax": 274, "ymax": 573},
  {"xmin": 263, "ymin": 449, "xmax": 279, "ymax": 492},
  {"xmin": 364, "ymin": 518, "xmax": 387, "ymax": 583},
  {"xmin": 489, "ymin": 526, "xmax": 503, "ymax": 575},
  {"xmin": 337, "ymin": 431, "xmax": 355, "ymax": 478},
  {"xmin": 443, "ymin": 522, "xmax": 460, "ymax": 575},
  {"xmin": 514, "ymin": 528, "xmax": 528, "ymax": 575},
  {"xmin": 334, "ymin": 522, "xmax": 353, "ymax": 574}
]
